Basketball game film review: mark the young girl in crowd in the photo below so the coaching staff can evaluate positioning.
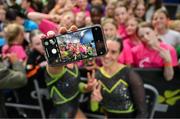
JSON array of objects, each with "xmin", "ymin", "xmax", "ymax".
[
  {"xmin": 127, "ymin": 0, "xmax": 138, "ymax": 17},
  {"xmin": 152, "ymin": 9, "xmax": 180, "ymax": 48},
  {"xmin": 145, "ymin": 0, "xmax": 166, "ymax": 22},
  {"xmin": 90, "ymin": 37, "xmax": 148, "ymax": 118},
  {"xmin": 132, "ymin": 23, "xmax": 178, "ymax": 81},
  {"xmin": 124, "ymin": 17, "xmax": 142, "ymax": 49},
  {"xmin": 2, "ymin": 23, "xmax": 27, "ymax": 62},
  {"xmin": 134, "ymin": 2, "xmax": 146, "ymax": 22},
  {"xmin": 90, "ymin": 5, "xmax": 103, "ymax": 24},
  {"xmin": 114, "ymin": 5, "xmax": 129, "ymax": 39},
  {"xmin": 60, "ymin": 11, "xmax": 75, "ymax": 29},
  {"xmin": 101, "ymin": 18, "xmax": 118, "ymax": 38},
  {"xmin": 101, "ymin": 18, "xmax": 133, "ymax": 66},
  {"xmin": 72, "ymin": 0, "xmax": 91, "ymax": 25},
  {"xmin": 104, "ymin": 1, "xmax": 116, "ymax": 19},
  {"xmin": 75, "ymin": 11, "xmax": 86, "ymax": 28}
]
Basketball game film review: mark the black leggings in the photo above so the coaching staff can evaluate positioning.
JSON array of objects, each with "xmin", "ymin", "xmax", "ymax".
[{"xmin": 49, "ymin": 99, "xmax": 79, "ymax": 118}]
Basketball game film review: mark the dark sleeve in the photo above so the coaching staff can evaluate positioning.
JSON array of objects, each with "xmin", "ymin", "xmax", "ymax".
[
  {"xmin": 26, "ymin": 52, "xmax": 36, "ymax": 72},
  {"xmin": 26, "ymin": 52, "xmax": 40, "ymax": 78},
  {"xmin": 128, "ymin": 69, "xmax": 148, "ymax": 118}
]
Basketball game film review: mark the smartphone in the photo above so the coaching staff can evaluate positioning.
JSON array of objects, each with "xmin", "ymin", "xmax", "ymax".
[{"xmin": 42, "ymin": 25, "xmax": 107, "ymax": 66}]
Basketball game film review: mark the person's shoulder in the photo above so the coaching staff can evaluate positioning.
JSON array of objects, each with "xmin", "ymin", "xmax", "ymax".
[
  {"xmin": 10, "ymin": 45, "xmax": 24, "ymax": 50},
  {"xmin": 168, "ymin": 29, "xmax": 180, "ymax": 36},
  {"xmin": 160, "ymin": 41, "xmax": 176, "ymax": 51}
]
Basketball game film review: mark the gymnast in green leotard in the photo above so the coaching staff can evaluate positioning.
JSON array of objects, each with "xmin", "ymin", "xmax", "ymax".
[
  {"xmin": 90, "ymin": 37, "xmax": 148, "ymax": 118},
  {"xmin": 42, "ymin": 26, "xmax": 97, "ymax": 118}
]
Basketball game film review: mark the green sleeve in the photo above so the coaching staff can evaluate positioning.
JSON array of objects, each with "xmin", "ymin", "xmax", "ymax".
[
  {"xmin": 78, "ymin": 82, "xmax": 86, "ymax": 93},
  {"xmin": 90, "ymin": 100, "xmax": 99, "ymax": 112}
]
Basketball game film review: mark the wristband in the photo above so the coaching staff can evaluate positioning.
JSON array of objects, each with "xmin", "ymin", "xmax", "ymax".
[{"xmin": 164, "ymin": 62, "xmax": 172, "ymax": 67}]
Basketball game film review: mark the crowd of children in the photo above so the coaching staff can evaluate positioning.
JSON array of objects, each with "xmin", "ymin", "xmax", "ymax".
[{"xmin": 0, "ymin": 0, "xmax": 180, "ymax": 118}]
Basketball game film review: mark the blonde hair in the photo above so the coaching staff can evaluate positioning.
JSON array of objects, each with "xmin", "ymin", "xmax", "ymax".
[
  {"xmin": 101, "ymin": 18, "xmax": 117, "ymax": 28},
  {"xmin": 62, "ymin": 11, "xmax": 75, "ymax": 19},
  {"xmin": 138, "ymin": 22, "xmax": 153, "ymax": 29},
  {"xmin": 4, "ymin": 23, "xmax": 24, "ymax": 44},
  {"xmin": 169, "ymin": 20, "xmax": 180, "ymax": 31}
]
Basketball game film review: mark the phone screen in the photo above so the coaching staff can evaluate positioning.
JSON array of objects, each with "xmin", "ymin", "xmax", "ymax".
[
  {"xmin": 43, "ymin": 25, "xmax": 106, "ymax": 66},
  {"xmin": 56, "ymin": 29, "xmax": 98, "ymax": 62}
]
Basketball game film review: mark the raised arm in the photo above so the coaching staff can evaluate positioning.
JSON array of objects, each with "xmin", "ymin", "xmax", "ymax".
[
  {"xmin": 158, "ymin": 47, "xmax": 175, "ymax": 81},
  {"xmin": 28, "ymin": 12, "xmax": 61, "ymax": 24},
  {"xmin": 42, "ymin": 26, "xmax": 78, "ymax": 75}
]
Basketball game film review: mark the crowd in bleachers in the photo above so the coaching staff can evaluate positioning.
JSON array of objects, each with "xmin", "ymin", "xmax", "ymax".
[{"xmin": 0, "ymin": 0, "xmax": 180, "ymax": 118}]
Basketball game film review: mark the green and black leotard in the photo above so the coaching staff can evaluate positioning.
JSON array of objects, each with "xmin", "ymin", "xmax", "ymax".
[
  {"xmin": 91, "ymin": 65, "xmax": 148, "ymax": 118},
  {"xmin": 45, "ymin": 65, "xmax": 85, "ymax": 118}
]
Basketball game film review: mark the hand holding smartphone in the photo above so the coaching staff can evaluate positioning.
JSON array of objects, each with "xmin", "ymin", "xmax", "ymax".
[{"xmin": 42, "ymin": 25, "xmax": 107, "ymax": 66}]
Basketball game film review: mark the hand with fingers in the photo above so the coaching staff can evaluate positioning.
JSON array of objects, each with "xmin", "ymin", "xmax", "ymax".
[
  {"xmin": 158, "ymin": 47, "xmax": 172, "ymax": 63},
  {"xmin": 40, "ymin": 25, "xmax": 78, "ymax": 74},
  {"xmin": 91, "ymin": 81, "xmax": 103, "ymax": 102},
  {"xmin": 154, "ymin": 46, "xmax": 174, "ymax": 80},
  {"xmin": 6, "ymin": 53, "xmax": 19, "ymax": 64},
  {"xmin": 84, "ymin": 70, "xmax": 97, "ymax": 92},
  {"xmin": 154, "ymin": 46, "xmax": 172, "ymax": 63}
]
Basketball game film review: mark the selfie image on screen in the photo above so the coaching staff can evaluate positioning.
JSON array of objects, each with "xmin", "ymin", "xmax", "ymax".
[{"xmin": 56, "ymin": 29, "xmax": 98, "ymax": 62}]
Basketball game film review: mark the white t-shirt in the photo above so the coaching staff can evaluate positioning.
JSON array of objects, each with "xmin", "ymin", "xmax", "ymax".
[{"xmin": 159, "ymin": 29, "xmax": 180, "ymax": 48}]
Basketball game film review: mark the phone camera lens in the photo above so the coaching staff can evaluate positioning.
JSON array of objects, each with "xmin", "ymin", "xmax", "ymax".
[
  {"xmin": 95, "ymin": 28, "xmax": 98, "ymax": 30},
  {"xmin": 44, "ymin": 41, "xmax": 49, "ymax": 46},
  {"xmin": 50, "ymin": 39, "xmax": 55, "ymax": 45},
  {"xmin": 52, "ymin": 48, "xmax": 57, "ymax": 54}
]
